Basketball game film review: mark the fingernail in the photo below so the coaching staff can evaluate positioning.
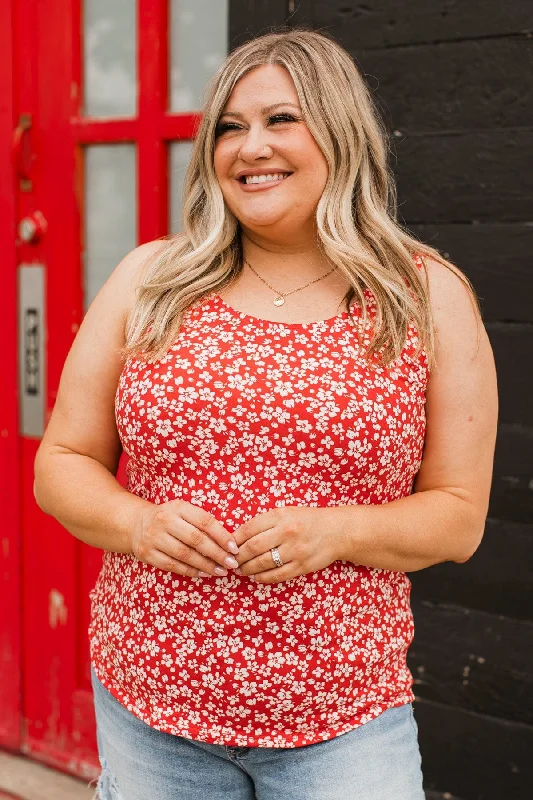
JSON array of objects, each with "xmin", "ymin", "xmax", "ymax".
[
  {"xmin": 224, "ymin": 556, "xmax": 239, "ymax": 569},
  {"xmin": 235, "ymin": 568, "xmax": 243, "ymax": 575},
  {"xmin": 198, "ymin": 571, "xmax": 210, "ymax": 577},
  {"xmin": 227, "ymin": 541, "xmax": 239, "ymax": 555},
  {"xmin": 214, "ymin": 566, "xmax": 228, "ymax": 576}
]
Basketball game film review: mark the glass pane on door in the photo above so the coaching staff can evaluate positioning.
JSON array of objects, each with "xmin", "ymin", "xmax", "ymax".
[
  {"xmin": 169, "ymin": 141, "xmax": 194, "ymax": 235},
  {"xmin": 83, "ymin": 0, "xmax": 138, "ymax": 117},
  {"xmin": 84, "ymin": 145, "xmax": 137, "ymax": 309},
  {"xmin": 169, "ymin": 0, "xmax": 229, "ymax": 111}
]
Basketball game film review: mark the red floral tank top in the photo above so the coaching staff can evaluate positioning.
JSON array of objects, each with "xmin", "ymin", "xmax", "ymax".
[{"xmin": 89, "ymin": 255, "xmax": 429, "ymax": 748}]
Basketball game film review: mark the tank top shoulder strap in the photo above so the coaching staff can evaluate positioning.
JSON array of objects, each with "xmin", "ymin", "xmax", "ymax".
[{"xmin": 413, "ymin": 252, "xmax": 425, "ymax": 271}]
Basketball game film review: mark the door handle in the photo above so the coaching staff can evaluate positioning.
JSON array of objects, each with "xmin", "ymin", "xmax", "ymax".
[
  {"xmin": 13, "ymin": 112, "xmax": 35, "ymax": 190},
  {"xmin": 18, "ymin": 211, "xmax": 48, "ymax": 244}
]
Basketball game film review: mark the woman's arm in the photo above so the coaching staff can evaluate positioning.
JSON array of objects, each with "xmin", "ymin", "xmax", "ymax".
[
  {"xmin": 336, "ymin": 256, "xmax": 499, "ymax": 572},
  {"xmin": 34, "ymin": 241, "xmax": 161, "ymax": 552},
  {"xmin": 35, "ymin": 239, "xmax": 239, "ymax": 576}
]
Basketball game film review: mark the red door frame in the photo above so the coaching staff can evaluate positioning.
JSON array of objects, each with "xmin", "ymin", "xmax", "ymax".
[
  {"xmin": 0, "ymin": 0, "xmax": 22, "ymax": 753},
  {"xmin": 3, "ymin": 0, "xmax": 204, "ymax": 776}
]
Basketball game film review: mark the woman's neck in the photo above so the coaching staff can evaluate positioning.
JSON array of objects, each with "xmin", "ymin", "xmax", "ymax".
[{"xmin": 241, "ymin": 235, "xmax": 334, "ymax": 286}]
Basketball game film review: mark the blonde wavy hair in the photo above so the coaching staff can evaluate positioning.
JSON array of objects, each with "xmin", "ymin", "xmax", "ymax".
[{"xmin": 124, "ymin": 27, "xmax": 480, "ymax": 369}]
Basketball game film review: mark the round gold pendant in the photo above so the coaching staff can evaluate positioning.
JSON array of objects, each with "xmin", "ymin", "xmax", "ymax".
[{"xmin": 273, "ymin": 296, "xmax": 285, "ymax": 306}]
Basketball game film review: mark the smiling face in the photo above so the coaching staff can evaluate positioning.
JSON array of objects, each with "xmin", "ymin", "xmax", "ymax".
[{"xmin": 213, "ymin": 64, "xmax": 329, "ymax": 241}]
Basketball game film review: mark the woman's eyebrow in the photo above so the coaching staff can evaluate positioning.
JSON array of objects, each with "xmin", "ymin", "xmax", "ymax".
[{"xmin": 219, "ymin": 102, "xmax": 302, "ymax": 119}]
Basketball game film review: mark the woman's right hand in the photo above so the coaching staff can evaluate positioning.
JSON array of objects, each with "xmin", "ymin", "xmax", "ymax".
[{"xmin": 131, "ymin": 500, "xmax": 240, "ymax": 578}]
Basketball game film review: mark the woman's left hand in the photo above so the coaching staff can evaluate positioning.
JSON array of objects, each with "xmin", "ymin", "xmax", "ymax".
[{"xmin": 233, "ymin": 506, "xmax": 348, "ymax": 584}]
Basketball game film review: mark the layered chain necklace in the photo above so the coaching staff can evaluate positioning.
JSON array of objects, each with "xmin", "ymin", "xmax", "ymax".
[{"xmin": 243, "ymin": 256, "xmax": 338, "ymax": 306}]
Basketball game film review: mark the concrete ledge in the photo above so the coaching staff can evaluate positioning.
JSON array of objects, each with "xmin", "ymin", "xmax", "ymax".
[{"xmin": 0, "ymin": 752, "xmax": 94, "ymax": 800}]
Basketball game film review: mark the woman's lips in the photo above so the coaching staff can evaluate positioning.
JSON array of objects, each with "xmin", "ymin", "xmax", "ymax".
[{"xmin": 236, "ymin": 174, "xmax": 292, "ymax": 192}]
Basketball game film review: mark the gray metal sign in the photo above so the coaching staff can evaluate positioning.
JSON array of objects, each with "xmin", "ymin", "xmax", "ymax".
[{"xmin": 18, "ymin": 264, "xmax": 45, "ymax": 437}]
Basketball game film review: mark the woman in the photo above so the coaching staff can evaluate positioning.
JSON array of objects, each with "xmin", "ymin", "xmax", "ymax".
[{"xmin": 34, "ymin": 28, "xmax": 498, "ymax": 800}]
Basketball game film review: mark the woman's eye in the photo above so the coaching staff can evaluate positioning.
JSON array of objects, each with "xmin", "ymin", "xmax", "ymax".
[
  {"xmin": 215, "ymin": 114, "xmax": 297, "ymax": 137},
  {"xmin": 215, "ymin": 122, "xmax": 239, "ymax": 136},
  {"xmin": 268, "ymin": 114, "xmax": 297, "ymax": 124}
]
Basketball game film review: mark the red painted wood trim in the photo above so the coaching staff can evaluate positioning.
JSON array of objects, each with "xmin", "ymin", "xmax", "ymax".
[
  {"xmin": 138, "ymin": 0, "xmax": 169, "ymax": 242},
  {"xmin": 19, "ymin": 724, "xmax": 99, "ymax": 782},
  {"xmin": 70, "ymin": 0, "xmax": 82, "ymax": 119},
  {"xmin": 71, "ymin": 117, "xmax": 138, "ymax": 143},
  {"xmin": 161, "ymin": 112, "xmax": 203, "ymax": 140},
  {"xmin": 71, "ymin": 113, "xmax": 201, "ymax": 144},
  {"xmin": 0, "ymin": 0, "xmax": 22, "ymax": 752}
]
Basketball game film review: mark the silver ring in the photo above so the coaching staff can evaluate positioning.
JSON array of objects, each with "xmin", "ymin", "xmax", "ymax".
[{"xmin": 270, "ymin": 547, "xmax": 284, "ymax": 568}]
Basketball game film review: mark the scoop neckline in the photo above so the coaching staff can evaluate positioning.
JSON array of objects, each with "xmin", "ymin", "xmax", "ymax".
[{"xmin": 210, "ymin": 292, "xmax": 360, "ymax": 328}]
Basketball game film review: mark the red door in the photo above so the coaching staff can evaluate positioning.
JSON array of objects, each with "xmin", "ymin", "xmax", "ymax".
[{"xmin": 1, "ymin": 0, "xmax": 228, "ymax": 777}]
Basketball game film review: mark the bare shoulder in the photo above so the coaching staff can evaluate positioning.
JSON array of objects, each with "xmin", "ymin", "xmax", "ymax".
[
  {"xmin": 80, "ymin": 238, "xmax": 168, "ymax": 347},
  {"xmin": 102, "ymin": 238, "xmax": 167, "ymax": 317},
  {"xmin": 421, "ymin": 255, "xmax": 483, "ymax": 363}
]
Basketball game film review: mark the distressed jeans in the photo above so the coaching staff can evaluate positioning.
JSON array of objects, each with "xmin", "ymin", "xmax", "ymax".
[{"xmin": 90, "ymin": 666, "xmax": 425, "ymax": 800}]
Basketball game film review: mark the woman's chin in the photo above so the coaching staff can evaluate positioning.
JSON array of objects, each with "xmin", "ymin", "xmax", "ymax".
[{"xmin": 236, "ymin": 209, "xmax": 291, "ymax": 228}]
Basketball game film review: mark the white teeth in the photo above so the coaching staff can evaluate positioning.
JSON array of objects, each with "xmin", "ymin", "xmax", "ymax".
[{"xmin": 244, "ymin": 173, "xmax": 290, "ymax": 184}]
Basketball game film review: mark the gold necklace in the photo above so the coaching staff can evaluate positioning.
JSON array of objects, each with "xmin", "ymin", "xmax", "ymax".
[{"xmin": 243, "ymin": 257, "xmax": 338, "ymax": 306}]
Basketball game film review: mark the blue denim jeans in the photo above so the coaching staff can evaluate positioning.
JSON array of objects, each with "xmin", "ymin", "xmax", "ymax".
[{"xmin": 91, "ymin": 666, "xmax": 425, "ymax": 800}]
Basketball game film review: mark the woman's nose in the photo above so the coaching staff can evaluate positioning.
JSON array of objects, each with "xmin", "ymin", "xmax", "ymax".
[{"xmin": 238, "ymin": 128, "xmax": 273, "ymax": 160}]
